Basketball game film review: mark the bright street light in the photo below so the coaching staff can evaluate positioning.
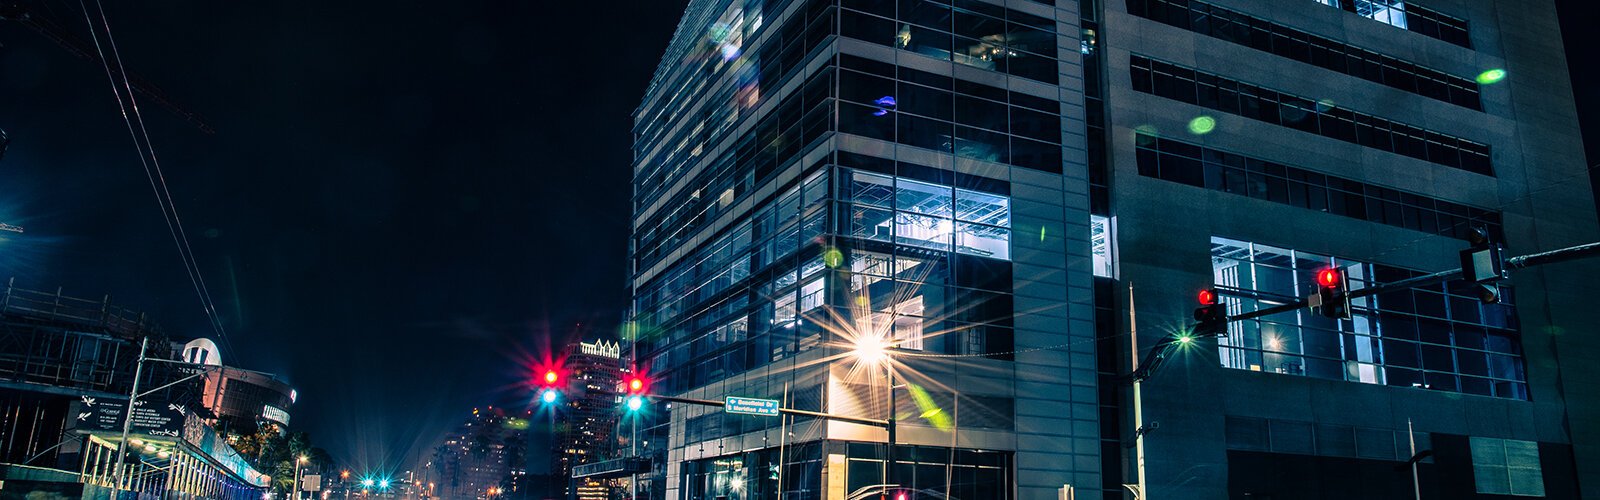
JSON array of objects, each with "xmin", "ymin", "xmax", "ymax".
[{"xmin": 850, "ymin": 334, "xmax": 889, "ymax": 365}]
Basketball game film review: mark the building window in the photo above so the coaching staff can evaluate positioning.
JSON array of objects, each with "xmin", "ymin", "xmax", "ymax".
[
  {"xmin": 1354, "ymin": 0, "xmax": 1408, "ymax": 28},
  {"xmin": 1211, "ymin": 236, "xmax": 1528, "ymax": 399},
  {"xmin": 1136, "ymin": 133, "xmax": 1503, "ymax": 241},
  {"xmin": 800, "ymin": 278, "xmax": 826, "ymax": 312},
  {"xmin": 1130, "ymin": 55, "xmax": 1492, "ymax": 175},
  {"xmin": 1471, "ymin": 437, "xmax": 1545, "ymax": 496},
  {"xmin": 1127, "ymin": 0, "xmax": 1480, "ymax": 109},
  {"xmin": 842, "ymin": 169, "xmax": 1011, "ymax": 260},
  {"xmin": 1309, "ymin": 0, "xmax": 1469, "ymax": 46},
  {"xmin": 1091, "ymin": 215, "xmax": 1113, "ymax": 278}
]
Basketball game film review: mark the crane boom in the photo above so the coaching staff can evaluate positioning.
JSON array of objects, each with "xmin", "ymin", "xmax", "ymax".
[{"xmin": 0, "ymin": 3, "xmax": 215, "ymax": 134}]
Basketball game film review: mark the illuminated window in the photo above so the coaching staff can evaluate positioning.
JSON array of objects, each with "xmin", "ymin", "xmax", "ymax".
[
  {"xmin": 841, "ymin": 169, "xmax": 1011, "ymax": 261},
  {"xmin": 1355, "ymin": 0, "xmax": 1408, "ymax": 28},
  {"xmin": 799, "ymin": 279, "xmax": 826, "ymax": 312},
  {"xmin": 1090, "ymin": 215, "xmax": 1113, "ymax": 278}
]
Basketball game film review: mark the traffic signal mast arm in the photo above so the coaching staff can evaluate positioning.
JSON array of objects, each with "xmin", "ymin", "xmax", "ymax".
[
  {"xmin": 1128, "ymin": 240, "xmax": 1600, "ymax": 385},
  {"xmin": 1228, "ymin": 240, "xmax": 1600, "ymax": 324}
]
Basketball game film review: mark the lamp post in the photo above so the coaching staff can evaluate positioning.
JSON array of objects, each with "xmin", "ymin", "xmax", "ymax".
[
  {"xmin": 849, "ymin": 334, "xmax": 896, "ymax": 499},
  {"xmin": 295, "ymin": 455, "xmax": 308, "ymax": 500}
]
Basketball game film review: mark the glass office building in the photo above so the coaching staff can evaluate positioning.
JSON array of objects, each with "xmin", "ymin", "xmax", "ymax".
[
  {"xmin": 632, "ymin": 0, "xmax": 1599, "ymax": 498},
  {"xmin": 630, "ymin": 0, "xmax": 1098, "ymax": 498}
]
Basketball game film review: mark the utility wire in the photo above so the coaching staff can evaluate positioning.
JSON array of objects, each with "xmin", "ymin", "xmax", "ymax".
[
  {"xmin": 76, "ymin": 0, "xmax": 233, "ymax": 354},
  {"xmin": 92, "ymin": 0, "xmax": 232, "ymax": 351}
]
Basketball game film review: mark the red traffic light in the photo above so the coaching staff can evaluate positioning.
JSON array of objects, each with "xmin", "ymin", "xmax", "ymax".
[
  {"xmin": 1197, "ymin": 288, "xmax": 1218, "ymax": 305},
  {"xmin": 624, "ymin": 375, "xmax": 649, "ymax": 395},
  {"xmin": 1316, "ymin": 268, "xmax": 1343, "ymax": 288},
  {"xmin": 543, "ymin": 370, "xmax": 559, "ymax": 385}
]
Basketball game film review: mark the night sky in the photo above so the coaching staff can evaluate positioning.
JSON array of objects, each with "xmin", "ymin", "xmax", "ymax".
[
  {"xmin": 1, "ymin": 0, "xmax": 1597, "ymax": 478},
  {"xmin": 2, "ymin": 0, "xmax": 685, "ymax": 472}
]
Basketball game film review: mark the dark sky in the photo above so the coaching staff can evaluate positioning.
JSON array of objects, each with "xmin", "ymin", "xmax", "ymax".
[{"xmin": 2, "ymin": 0, "xmax": 685, "ymax": 472}]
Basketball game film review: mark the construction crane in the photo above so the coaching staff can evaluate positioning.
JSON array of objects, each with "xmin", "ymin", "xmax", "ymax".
[{"xmin": 0, "ymin": 2, "xmax": 215, "ymax": 134}]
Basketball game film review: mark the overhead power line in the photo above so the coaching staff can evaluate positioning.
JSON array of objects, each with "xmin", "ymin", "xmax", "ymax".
[{"xmin": 75, "ymin": 0, "xmax": 233, "ymax": 353}]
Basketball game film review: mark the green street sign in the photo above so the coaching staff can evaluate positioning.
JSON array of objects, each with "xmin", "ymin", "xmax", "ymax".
[{"xmin": 725, "ymin": 396, "xmax": 780, "ymax": 416}]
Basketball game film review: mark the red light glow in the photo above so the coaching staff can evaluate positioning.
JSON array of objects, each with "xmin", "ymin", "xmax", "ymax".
[
  {"xmin": 1197, "ymin": 289, "xmax": 1216, "ymax": 305},
  {"xmin": 1317, "ymin": 269, "xmax": 1342, "ymax": 288}
]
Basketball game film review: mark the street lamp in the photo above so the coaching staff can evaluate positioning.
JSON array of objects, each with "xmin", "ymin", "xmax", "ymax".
[
  {"xmin": 294, "ymin": 455, "xmax": 308, "ymax": 500},
  {"xmin": 849, "ymin": 333, "xmax": 897, "ymax": 498}
]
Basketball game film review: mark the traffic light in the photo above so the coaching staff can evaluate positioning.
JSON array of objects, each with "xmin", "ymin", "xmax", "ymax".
[
  {"xmin": 1310, "ymin": 268, "xmax": 1351, "ymax": 319},
  {"xmin": 622, "ymin": 374, "xmax": 649, "ymax": 413},
  {"xmin": 1192, "ymin": 288, "xmax": 1226, "ymax": 336},
  {"xmin": 537, "ymin": 366, "xmax": 566, "ymax": 406},
  {"xmin": 1460, "ymin": 226, "xmax": 1507, "ymax": 303}
]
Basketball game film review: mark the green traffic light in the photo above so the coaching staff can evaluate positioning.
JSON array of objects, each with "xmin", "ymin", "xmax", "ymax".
[{"xmin": 626, "ymin": 395, "xmax": 644, "ymax": 412}]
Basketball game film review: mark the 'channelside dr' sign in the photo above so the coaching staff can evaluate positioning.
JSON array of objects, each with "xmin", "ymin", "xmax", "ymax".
[
  {"xmin": 72, "ymin": 394, "xmax": 187, "ymax": 438},
  {"xmin": 725, "ymin": 396, "xmax": 780, "ymax": 417}
]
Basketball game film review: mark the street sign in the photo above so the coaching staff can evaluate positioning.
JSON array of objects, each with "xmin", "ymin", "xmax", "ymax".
[
  {"xmin": 302, "ymin": 475, "xmax": 321, "ymax": 492},
  {"xmin": 73, "ymin": 395, "xmax": 186, "ymax": 438},
  {"xmin": 724, "ymin": 396, "xmax": 780, "ymax": 416}
]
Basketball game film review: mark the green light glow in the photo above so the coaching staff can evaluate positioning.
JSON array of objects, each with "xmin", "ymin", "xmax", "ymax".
[
  {"xmin": 906, "ymin": 383, "xmax": 952, "ymax": 431},
  {"xmin": 1476, "ymin": 69, "xmax": 1507, "ymax": 85},
  {"xmin": 1187, "ymin": 116, "xmax": 1216, "ymax": 135},
  {"xmin": 822, "ymin": 247, "xmax": 843, "ymax": 268}
]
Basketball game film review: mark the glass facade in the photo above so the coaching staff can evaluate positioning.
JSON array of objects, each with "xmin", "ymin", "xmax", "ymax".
[
  {"xmin": 1210, "ymin": 236, "xmax": 1528, "ymax": 399},
  {"xmin": 836, "ymin": 54, "xmax": 1064, "ymax": 173},
  {"xmin": 632, "ymin": 1, "xmax": 1071, "ymax": 497},
  {"xmin": 838, "ymin": 0, "xmax": 1060, "ymax": 83}
]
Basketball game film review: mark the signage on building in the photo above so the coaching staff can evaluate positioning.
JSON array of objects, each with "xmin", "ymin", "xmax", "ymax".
[
  {"xmin": 724, "ymin": 396, "xmax": 780, "ymax": 416},
  {"xmin": 73, "ymin": 395, "xmax": 186, "ymax": 438},
  {"xmin": 580, "ymin": 340, "xmax": 621, "ymax": 359},
  {"xmin": 262, "ymin": 404, "xmax": 291, "ymax": 426}
]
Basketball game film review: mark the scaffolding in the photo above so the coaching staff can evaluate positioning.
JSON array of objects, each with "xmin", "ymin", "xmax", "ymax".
[{"xmin": 0, "ymin": 278, "xmax": 170, "ymax": 394}]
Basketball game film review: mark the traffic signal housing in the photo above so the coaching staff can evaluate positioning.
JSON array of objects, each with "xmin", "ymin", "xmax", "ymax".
[
  {"xmin": 1460, "ymin": 226, "xmax": 1508, "ymax": 303},
  {"xmin": 1310, "ymin": 268, "xmax": 1351, "ymax": 319},
  {"xmin": 1192, "ymin": 288, "xmax": 1226, "ymax": 337},
  {"xmin": 622, "ymin": 374, "xmax": 649, "ymax": 413},
  {"xmin": 537, "ymin": 367, "xmax": 566, "ymax": 406}
]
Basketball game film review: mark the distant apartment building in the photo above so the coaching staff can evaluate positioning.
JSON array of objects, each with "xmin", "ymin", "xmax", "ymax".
[
  {"xmin": 552, "ymin": 339, "xmax": 624, "ymax": 500},
  {"xmin": 432, "ymin": 406, "xmax": 530, "ymax": 500}
]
